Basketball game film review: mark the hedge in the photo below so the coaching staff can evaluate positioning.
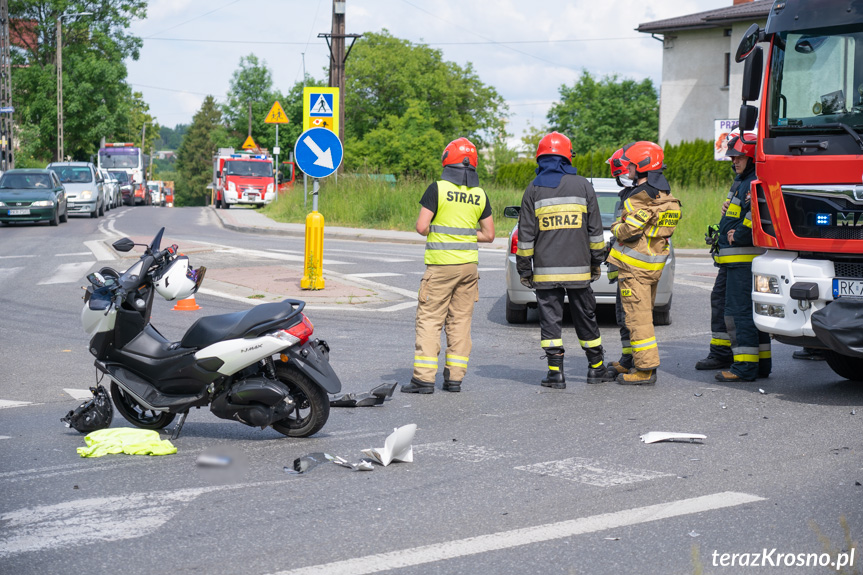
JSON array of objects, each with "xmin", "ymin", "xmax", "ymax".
[{"xmin": 495, "ymin": 139, "xmax": 733, "ymax": 190}]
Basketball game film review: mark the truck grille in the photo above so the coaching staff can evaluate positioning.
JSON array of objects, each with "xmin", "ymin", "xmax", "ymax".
[
  {"xmin": 818, "ymin": 227, "xmax": 863, "ymax": 240},
  {"xmin": 834, "ymin": 262, "xmax": 863, "ymax": 278}
]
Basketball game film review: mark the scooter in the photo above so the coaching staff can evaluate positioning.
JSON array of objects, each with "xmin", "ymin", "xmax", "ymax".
[{"xmin": 79, "ymin": 228, "xmax": 341, "ymax": 438}]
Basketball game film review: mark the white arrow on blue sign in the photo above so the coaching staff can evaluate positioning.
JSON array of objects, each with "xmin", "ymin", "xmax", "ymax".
[{"xmin": 294, "ymin": 127, "xmax": 343, "ymax": 179}]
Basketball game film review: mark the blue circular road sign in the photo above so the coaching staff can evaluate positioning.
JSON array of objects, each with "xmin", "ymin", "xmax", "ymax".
[{"xmin": 294, "ymin": 128, "xmax": 343, "ymax": 179}]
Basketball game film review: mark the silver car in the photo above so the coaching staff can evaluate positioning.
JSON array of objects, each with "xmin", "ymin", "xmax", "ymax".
[
  {"xmin": 100, "ymin": 168, "xmax": 120, "ymax": 210},
  {"xmin": 46, "ymin": 162, "xmax": 106, "ymax": 218},
  {"xmin": 503, "ymin": 178, "xmax": 675, "ymax": 325}
]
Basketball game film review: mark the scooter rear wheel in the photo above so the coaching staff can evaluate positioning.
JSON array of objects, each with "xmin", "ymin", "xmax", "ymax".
[
  {"xmin": 110, "ymin": 382, "xmax": 176, "ymax": 430},
  {"xmin": 271, "ymin": 364, "xmax": 329, "ymax": 438}
]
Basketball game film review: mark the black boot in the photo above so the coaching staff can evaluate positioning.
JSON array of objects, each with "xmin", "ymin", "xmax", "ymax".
[
  {"xmin": 541, "ymin": 354, "xmax": 565, "ymax": 389},
  {"xmin": 400, "ymin": 378, "xmax": 434, "ymax": 394},
  {"xmin": 587, "ymin": 362, "xmax": 617, "ymax": 384},
  {"xmin": 442, "ymin": 380, "xmax": 461, "ymax": 392},
  {"xmin": 695, "ymin": 356, "xmax": 732, "ymax": 370}
]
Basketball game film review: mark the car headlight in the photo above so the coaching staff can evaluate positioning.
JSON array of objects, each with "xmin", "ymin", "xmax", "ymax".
[
  {"xmin": 31, "ymin": 200, "xmax": 53, "ymax": 207},
  {"xmin": 80, "ymin": 190, "xmax": 93, "ymax": 199},
  {"xmin": 228, "ymin": 181, "xmax": 236, "ymax": 192},
  {"xmin": 267, "ymin": 183, "xmax": 274, "ymax": 193},
  {"xmin": 0, "ymin": 201, "xmax": 6, "ymax": 207},
  {"xmin": 754, "ymin": 274, "xmax": 780, "ymax": 294}
]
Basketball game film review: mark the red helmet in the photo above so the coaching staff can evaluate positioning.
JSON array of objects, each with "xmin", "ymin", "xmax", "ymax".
[
  {"xmin": 442, "ymin": 137, "xmax": 478, "ymax": 168},
  {"xmin": 606, "ymin": 147, "xmax": 630, "ymax": 178},
  {"xmin": 621, "ymin": 141, "xmax": 663, "ymax": 173},
  {"xmin": 536, "ymin": 131, "xmax": 572, "ymax": 161},
  {"xmin": 725, "ymin": 132, "xmax": 756, "ymax": 159}
]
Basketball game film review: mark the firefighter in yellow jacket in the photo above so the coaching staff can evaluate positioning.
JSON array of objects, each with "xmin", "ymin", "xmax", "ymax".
[
  {"xmin": 605, "ymin": 141, "xmax": 680, "ymax": 385},
  {"xmin": 401, "ymin": 137, "xmax": 495, "ymax": 394}
]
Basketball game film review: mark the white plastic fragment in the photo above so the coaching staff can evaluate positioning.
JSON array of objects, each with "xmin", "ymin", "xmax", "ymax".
[
  {"xmin": 604, "ymin": 537, "xmax": 620, "ymax": 541},
  {"xmin": 362, "ymin": 424, "xmax": 416, "ymax": 466},
  {"xmin": 758, "ymin": 388, "xmax": 765, "ymax": 394},
  {"xmin": 688, "ymin": 530, "xmax": 701, "ymax": 538},
  {"xmin": 640, "ymin": 431, "xmax": 707, "ymax": 444}
]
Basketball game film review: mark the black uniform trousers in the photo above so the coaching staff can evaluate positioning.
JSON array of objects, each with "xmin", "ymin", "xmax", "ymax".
[
  {"xmin": 537, "ymin": 286, "xmax": 604, "ymax": 368},
  {"xmin": 708, "ymin": 265, "xmax": 733, "ymax": 362},
  {"xmin": 725, "ymin": 265, "xmax": 772, "ymax": 380}
]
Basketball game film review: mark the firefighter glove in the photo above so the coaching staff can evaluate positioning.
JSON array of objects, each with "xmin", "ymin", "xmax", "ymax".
[
  {"xmin": 590, "ymin": 266, "xmax": 601, "ymax": 282},
  {"xmin": 520, "ymin": 276, "xmax": 534, "ymax": 289}
]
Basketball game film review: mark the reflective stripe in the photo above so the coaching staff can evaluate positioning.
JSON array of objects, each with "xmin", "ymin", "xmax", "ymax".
[
  {"xmin": 632, "ymin": 337, "xmax": 657, "ymax": 352},
  {"xmin": 625, "ymin": 215, "xmax": 647, "ymax": 229},
  {"xmin": 607, "ymin": 270, "xmax": 618, "ymax": 280},
  {"xmin": 541, "ymin": 339, "xmax": 563, "ymax": 348},
  {"xmin": 516, "ymin": 248, "xmax": 534, "ymax": 257},
  {"xmin": 713, "ymin": 246, "xmax": 765, "ymax": 264},
  {"xmin": 589, "ymin": 235, "xmax": 604, "ymax": 245},
  {"xmin": 534, "ymin": 265, "xmax": 592, "ymax": 282},
  {"xmin": 535, "ymin": 266, "xmax": 590, "ymax": 275},
  {"xmin": 734, "ymin": 354, "xmax": 759, "ymax": 363},
  {"xmin": 730, "ymin": 197, "xmax": 742, "ymax": 206},
  {"xmin": 590, "ymin": 241, "xmax": 605, "ymax": 250},
  {"xmin": 535, "ymin": 204, "xmax": 587, "ymax": 217},
  {"xmin": 579, "ymin": 337, "xmax": 602, "ymax": 348},
  {"xmin": 621, "ymin": 347, "xmax": 632, "ymax": 355},
  {"xmin": 548, "ymin": 365, "xmax": 560, "ymax": 371},
  {"xmin": 590, "ymin": 361, "xmax": 603, "ymax": 368},
  {"xmin": 759, "ymin": 343, "xmax": 771, "ymax": 359},
  {"xmin": 414, "ymin": 355, "xmax": 438, "ymax": 368},
  {"xmin": 713, "ymin": 331, "xmax": 730, "ymax": 340},
  {"xmin": 610, "ymin": 246, "xmax": 667, "ymax": 271},
  {"xmin": 710, "ymin": 338, "xmax": 731, "ymax": 347},
  {"xmin": 742, "ymin": 213, "xmax": 752, "ymax": 228},
  {"xmin": 726, "ymin": 203, "xmax": 741, "ymax": 218},
  {"xmin": 429, "ymin": 225, "xmax": 477, "ymax": 235},
  {"xmin": 426, "ymin": 242, "xmax": 479, "ymax": 251},
  {"xmin": 445, "ymin": 354, "xmax": 469, "ymax": 367},
  {"xmin": 518, "ymin": 240, "xmax": 534, "ymax": 250},
  {"xmin": 535, "ymin": 196, "xmax": 587, "ymax": 210},
  {"xmin": 624, "ymin": 198, "xmax": 635, "ymax": 212}
]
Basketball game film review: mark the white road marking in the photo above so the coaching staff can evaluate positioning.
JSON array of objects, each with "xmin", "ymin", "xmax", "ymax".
[
  {"xmin": 414, "ymin": 441, "xmax": 509, "ymax": 463},
  {"xmin": 0, "ymin": 436, "xmax": 10, "ymax": 440},
  {"xmin": 0, "ymin": 255, "xmax": 35, "ymax": 260},
  {"xmin": 37, "ymin": 262, "xmax": 95, "ymax": 285},
  {"xmin": 0, "ymin": 267, "xmax": 24, "ymax": 283},
  {"xmin": 84, "ymin": 240, "xmax": 116, "ymax": 262},
  {"xmin": 54, "ymin": 252, "xmax": 91, "ymax": 257},
  {"xmin": 0, "ymin": 400, "xmax": 32, "ymax": 409},
  {"xmin": 213, "ymin": 246, "xmax": 351, "ymax": 265},
  {"xmin": 63, "ymin": 389, "xmax": 92, "ymax": 401},
  {"xmin": 0, "ymin": 480, "xmax": 297, "ymax": 557},
  {"xmin": 515, "ymin": 457, "xmax": 672, "ymax": 487},
  {"xmin": 675, "ymin": 279, "xmax": 714, "ymax": 291},
  {"xmin": 269, "ymin": 491, "xmax": 765, "ymax": 575},
  {"xmin": 196, "ymin": 288, "xmax": 417, "ymax": 314},
  {"xmin": 345, "ymin": 272, "xmax": 401, "ymax": 278}
]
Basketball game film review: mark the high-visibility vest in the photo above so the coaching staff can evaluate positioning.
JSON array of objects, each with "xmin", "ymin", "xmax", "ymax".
[{"xmin": 425, "ymin": 180, "xmax": 487, "ymax": 265}]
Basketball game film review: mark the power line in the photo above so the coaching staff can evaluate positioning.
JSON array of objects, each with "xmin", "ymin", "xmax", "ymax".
[
  {"xmin": 141, "ymin": 0, "xmax": 243, "ymax": 39},
  {"xmin": 130, "ymin": 82, "xmax": 222, "ymax": 100},
  {"xmin": 142, "ymin": 35, "xmax": 648, "ymax": 46}
]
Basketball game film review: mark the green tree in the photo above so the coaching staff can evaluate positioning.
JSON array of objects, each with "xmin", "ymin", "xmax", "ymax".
[
  {"xmin": 10, "ymin": 0, "xmax": 148, "ymax": 161},
  {"xmin": 157, "ymin": 124, "xmax": 188, "ymax": 150},
  {"xmin": 345, "ymin": 30, "xmax": 508, "ymax": 149},
  {"xmin": 547, "ymin": 70, "xmax": 658, "ymax": 156},
  {"xmin": 222, "ymin": 54, "xmax": 283, "ymax": 151},
  {"xmin": 175, "ymin": 96, "xmax": 228, "ymax": 206}
]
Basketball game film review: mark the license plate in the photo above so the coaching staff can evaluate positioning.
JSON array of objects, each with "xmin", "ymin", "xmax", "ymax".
[
  {"xmin": 8, "ymin": 209, "xmax": 29, "ymax": 215},
  {"xmin": 833, "ymin": 278, "xmax": 863, "ymax": 298}
]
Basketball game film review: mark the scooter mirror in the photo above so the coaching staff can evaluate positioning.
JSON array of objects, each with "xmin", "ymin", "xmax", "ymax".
[
  {"xmin": 87, "ymin": 272, "xmax": 106, "ymax": 287},
  {"xmin": 112, "ymin": 238, "xmax": 135, "ymax": 252}
]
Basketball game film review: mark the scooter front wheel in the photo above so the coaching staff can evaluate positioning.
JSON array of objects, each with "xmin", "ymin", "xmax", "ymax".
[
  {"xmin": 271, "ymin": 364, "xmax": 329, "ymax": 438},
  {"xmin": 110, "ymin": 382, "xmax": 176, "ymax": 430}
]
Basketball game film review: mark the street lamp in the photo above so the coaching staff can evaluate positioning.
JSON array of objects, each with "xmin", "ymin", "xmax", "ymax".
[{"xmin": 56, "ymin": 12, "xmax": 92, "ymax": 161}]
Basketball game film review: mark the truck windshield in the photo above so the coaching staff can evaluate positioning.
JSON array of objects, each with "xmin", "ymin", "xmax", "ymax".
[
  {"xmin": 99, "ymin": 151, "xmax": 139, "ymax": 169},
  {"xmin": 769, "ymin": 28, "xmax": 863, "ymax": 133},
  {"xmin": 225, "ymin": 160, "xmax": 272, "ymax": 178}
]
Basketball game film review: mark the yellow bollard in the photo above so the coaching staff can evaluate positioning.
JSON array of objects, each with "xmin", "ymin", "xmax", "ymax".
[{"xmin": 301, "ymin": 210, "xmax": 325, "ymax": 290}]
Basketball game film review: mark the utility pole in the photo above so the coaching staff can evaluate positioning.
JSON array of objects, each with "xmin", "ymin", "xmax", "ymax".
[
  {"xmin": 0, "ymin": 0, "xmax": 13, "ymax": 170},
  {"xmin": 319, "ymin": 1, "xmax": 361, "ymax": 151},
  {"xmin": 247, "ymin": 100, "xmax": 252, "ymax": 138},
  {"xmin": 56, "ymin": 17, "xmax": 63, "ymax": 161}
]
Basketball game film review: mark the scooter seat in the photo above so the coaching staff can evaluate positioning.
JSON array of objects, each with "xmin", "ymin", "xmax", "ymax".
[{"xmin": 180, "ymin": 300, "xmax": 301, "ymax": 350}]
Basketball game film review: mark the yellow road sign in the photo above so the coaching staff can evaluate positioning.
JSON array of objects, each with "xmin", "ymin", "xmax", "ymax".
[
  {"xmin": 264, "ymin": 101, "xmax": 289, "ymax": 124},
  {"xmin": 303, "ymin": 87, "xmax": 339, "ymax": 136},
  {"xmin": 242, "ymin": 135, "xmax": 257, "ymax": 150}
]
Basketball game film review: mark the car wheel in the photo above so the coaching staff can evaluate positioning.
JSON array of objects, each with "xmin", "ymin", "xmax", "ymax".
[
  {"xmin": 653, "ymin": 302, "xmax": 672, "ymax": 326},
  {"xmin": 59, "ymin": 206, "xmax": 68, "ymax": 223},
  {"xmin": 506, "ymin": 293, "xmax": 528, "ymax": 324},
  {"xmin": 98, "ymin": 200, "xmax": 105, "ymax": 217},
  {"xmin": 49, "ymin": 207, "xmax": 59, "ymax": 226},
  {"xmin": 90, "ymin": 206, "xmax": 98, "ymax": 218}
]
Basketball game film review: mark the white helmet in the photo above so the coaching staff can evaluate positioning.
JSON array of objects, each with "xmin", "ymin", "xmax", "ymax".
[{"xmin": 153, "ymin": 256, "xmax": 203, "ymax": 301}]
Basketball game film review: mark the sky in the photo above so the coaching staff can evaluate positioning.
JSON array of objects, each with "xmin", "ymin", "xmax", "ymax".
[{"xmin": 126, "ymin": 0, "xmax": 733, "ymax": 147}]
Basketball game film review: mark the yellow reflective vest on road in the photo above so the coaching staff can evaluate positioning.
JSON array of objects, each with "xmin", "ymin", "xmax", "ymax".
[{"xmin": 425, "ymin": 180, "xmax": 487, "ymax": 265}]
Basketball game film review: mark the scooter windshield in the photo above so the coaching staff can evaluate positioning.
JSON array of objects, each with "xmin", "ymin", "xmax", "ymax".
[{"xmin": 149, "ymin": 227, "xmax": 165, "ymax": 253}]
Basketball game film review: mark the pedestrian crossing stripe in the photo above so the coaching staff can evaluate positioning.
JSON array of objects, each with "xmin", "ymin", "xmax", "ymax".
[{"xmin": 309, "ymin": 93, "xmax": 333, "ymax": 116}]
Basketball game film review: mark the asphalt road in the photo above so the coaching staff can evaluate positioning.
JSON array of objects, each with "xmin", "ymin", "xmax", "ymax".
[{"xmin": 1, "ymin": 206, "xmax": 861, "ymax": 575}]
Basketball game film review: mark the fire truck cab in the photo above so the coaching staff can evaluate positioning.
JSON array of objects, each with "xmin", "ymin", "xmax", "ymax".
[{"xmin": 212, "ymin": 148, "xmax": 276, "ymax": 209}]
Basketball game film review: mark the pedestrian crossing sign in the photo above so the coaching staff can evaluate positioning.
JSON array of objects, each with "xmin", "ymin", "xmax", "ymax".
[
  {"xmin": 303, "ymin": 87, "xmax": 339, "ymax": 136},
  {"xmin": 264, "ymin": 101, "xmax": 289, "ymax": 124}
]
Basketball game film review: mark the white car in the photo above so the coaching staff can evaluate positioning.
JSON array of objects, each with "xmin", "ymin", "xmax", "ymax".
[
  {"xmin": 99, "ymin": 168, "xmax": 120, "ymax": 210},
  {"xmin": 503, "ymin": 178, "xmax": 675, "ymax": 325}
]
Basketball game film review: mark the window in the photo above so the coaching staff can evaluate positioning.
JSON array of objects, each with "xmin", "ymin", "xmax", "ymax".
[{"xmin": 723, "ymin": 52, "xmax": 731, "ymax": 88}]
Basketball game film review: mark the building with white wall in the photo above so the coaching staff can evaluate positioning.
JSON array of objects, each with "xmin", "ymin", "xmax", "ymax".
[{"xmin": 638, "ymin": 0, "xmax": 771, "ymax": 146}]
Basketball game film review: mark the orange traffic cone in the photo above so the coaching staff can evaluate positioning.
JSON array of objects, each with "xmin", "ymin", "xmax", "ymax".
[{"xmin": 173, "ymin": 295, "xmax": 201, "ymax": 311}]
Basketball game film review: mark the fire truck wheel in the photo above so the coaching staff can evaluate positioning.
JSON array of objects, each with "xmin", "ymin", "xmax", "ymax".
[{"xmin": 823, "ymin": 350, "xmax": 863, "ymax": 381}]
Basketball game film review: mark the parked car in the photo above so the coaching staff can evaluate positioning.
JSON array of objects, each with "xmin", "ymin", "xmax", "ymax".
[
  {"xmin": 503, "ymin": 178, "xmax": 675, "ymax": 325},
  {"xmin": 0, "ymin": 168, "xmax": 68, "ymax": 226},
  {"xmin": 110, "ymin": 170, "xmax": 134, "ymax": 206},
  {"xmin": 147, "ymin": 181, "xmax": 164, "ymax": 206},
  {"xmin": 46, "ymin": 162, "xmax": 105, "ymax": 218},
  {"xmin": 100, "ymin": 168, "xmax": 120, "ymax": 210}
]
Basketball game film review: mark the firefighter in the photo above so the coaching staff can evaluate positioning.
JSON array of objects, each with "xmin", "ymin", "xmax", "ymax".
[
  {"xmin": 604, "ymin": 146, "xmax": 638, "ymax": 378},
  {"xmin": 516, "ymin": 131, "xmax": 612, "ymax": 388},
  {"xmin": 712, "ymin": 133, "xmax": 771, "ymax": 382},
  {"xmin": 606, "ymin": 141, "xmax": 680, "ymax": 385},
  {"xmin": 401, "ymin": 137, "xmax": 495, "ymax": 394}
]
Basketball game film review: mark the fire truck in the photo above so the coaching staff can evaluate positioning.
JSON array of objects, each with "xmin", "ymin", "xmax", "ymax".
[
  {"xmin": 735, "ymin": 0, "xmax": 863, "ymax": 380},
  {"xmin": 211, "ymin": 148, "xmax": 276, "ymax": 209},
  {"xmin": 97, "ymin": 143, "xmax": 149, "ymax": 205}
]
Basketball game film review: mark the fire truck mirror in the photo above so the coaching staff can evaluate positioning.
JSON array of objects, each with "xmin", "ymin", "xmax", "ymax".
[
  {"xmin": 739, "ymin": 105, "xmax": 758, "ymax": 133},
  {"xmin": 741, "ymin": 46, "xmax": 763, "ymax": 102},
  {"xmin": 736, "ymin": 23, "xmax": 761, "ymax": 63}
]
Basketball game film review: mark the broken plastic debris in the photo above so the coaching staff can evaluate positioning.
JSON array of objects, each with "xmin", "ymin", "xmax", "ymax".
[
  {"xmin": 694, "ymin": 392, "xmax": 703, "ymax": 397},
  {"xmin": 604, "ymin": 537, "xmax": 620, "ymax": 541},
  {"xmin": 329, "ymin": 383, "xmax": 397, "ymax": 408},
  {"xmin": 640, "ymin": 432, "xmax": 706, "ymax": 444},
  {"xmin": 688, "ymin": 530, "xmax": 701, "ymax": 538},
  {"xmin": 852, "ymin": 409, "xmax": 857, "ymax": 415},
  {"xmin": 758, "ymin": 388, "xmax": 765, "ymax": 394},
  {"xmin": 361, "ymin": 424, "xmax": 416, "ymax": 466},
  {"xmin": 720, "ymin": 403, "xmax": 727, "ymax": 409},
  {"xmin": 326, "ymin": 454, "xmax": 374, "ymax": 472},
  {"xmin": 284, "ymin": 452, "xmax": 331, "ymax": 475}
]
